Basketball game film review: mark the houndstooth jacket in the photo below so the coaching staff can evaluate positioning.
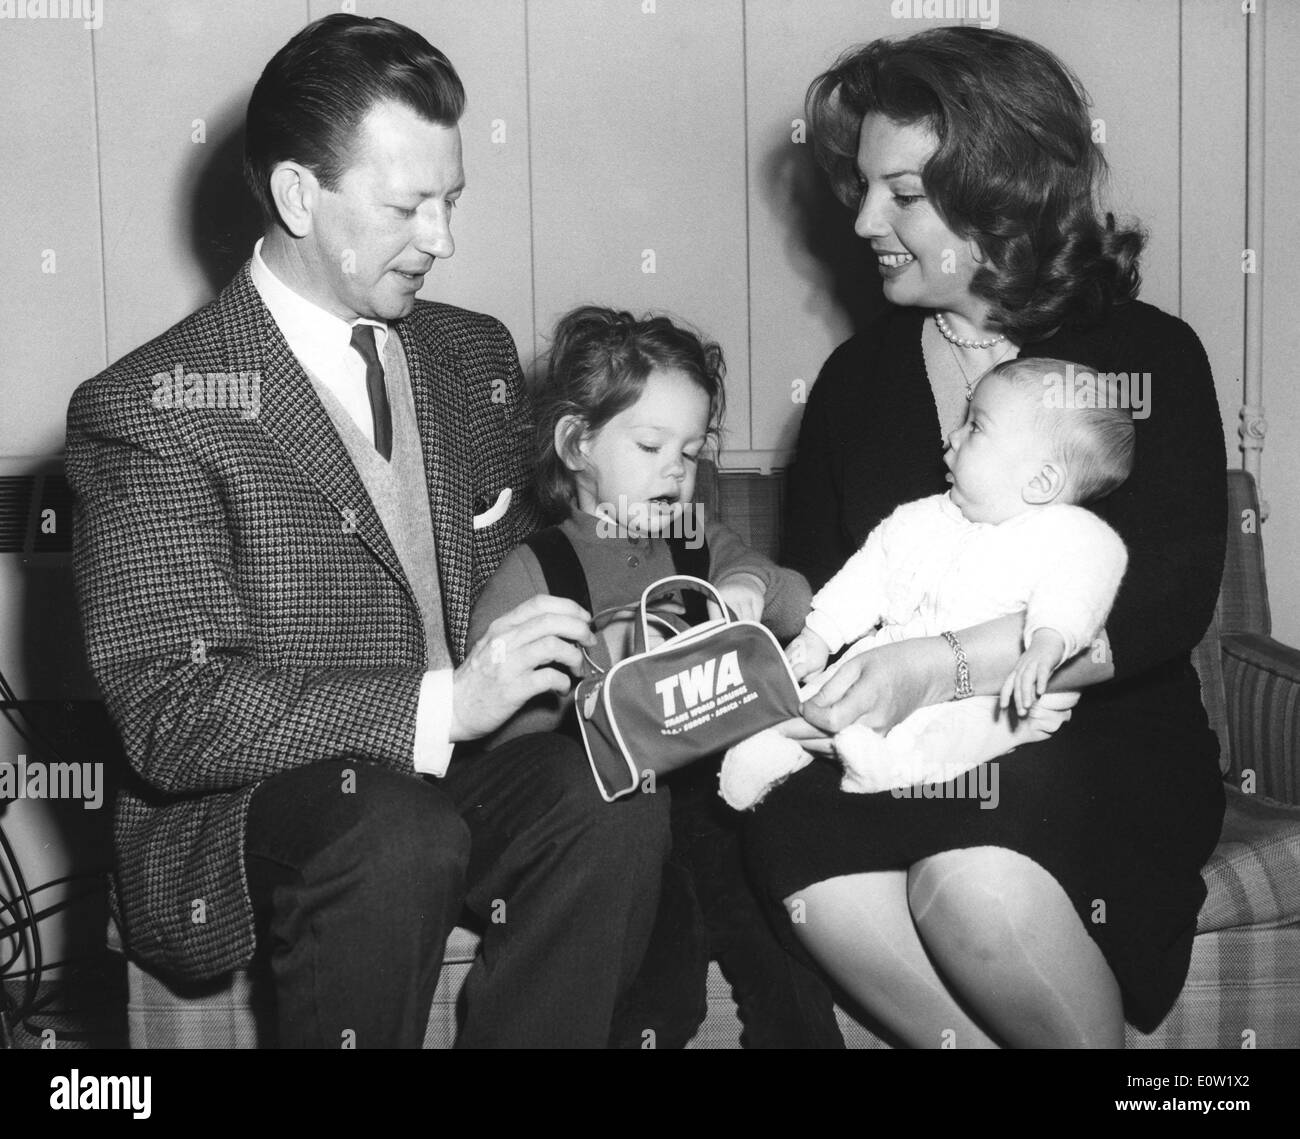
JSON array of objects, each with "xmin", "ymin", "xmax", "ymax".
[{"xmin": 65, "ymin": 263, "xmax": 543, "ymax": 980}]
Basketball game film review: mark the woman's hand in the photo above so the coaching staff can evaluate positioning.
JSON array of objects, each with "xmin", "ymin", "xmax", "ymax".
[{"xmin": 801, "ymin": 637, "xmax": 950, "ymax": 735}]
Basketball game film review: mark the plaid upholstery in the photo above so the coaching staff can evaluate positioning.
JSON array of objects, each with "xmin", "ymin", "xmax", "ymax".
[
  {"xmin": 112, "ymin": 463, "xmax": 1300, "ymax": 1049},
  {"xmin": 1222, "ymin": 633, "xmax": 1300, "ymax": 803},
  {"xmin": 71, "ymin": 263, "xmax": 542, "ymax": 981},
  {"xmin": 1198, "ymin": 786, "xmax": 1300, "ymax": 932}
]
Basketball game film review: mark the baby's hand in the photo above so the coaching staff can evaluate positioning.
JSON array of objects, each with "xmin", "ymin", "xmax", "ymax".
[
  {"xmin": 712, "ymin": 573, "xmax": 766, "ymax": 624},
  {"xmin": 999, "ymin": 629, "xmax": 1068, "ymax": 717},
  {"xmin": 785, "ymin": 628, "xmax": 830, "ymax": 682}
]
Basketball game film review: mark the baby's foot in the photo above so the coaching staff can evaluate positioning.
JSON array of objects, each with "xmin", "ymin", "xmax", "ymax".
[
  {"xmin": 834, "ymin": 723, "xmax": 897, "ymax": 794},
  {"xmin": 719, "ymin": 728, "xmax": 814, "ymax": 810}
]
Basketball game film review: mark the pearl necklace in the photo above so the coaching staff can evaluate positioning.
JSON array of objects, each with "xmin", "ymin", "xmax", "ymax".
[
  {"xmin": 942, "ymin": 331, "xmax": 1016, "ymax": 401},
  {"xmin": 933, "ymin": 311, "xmax": 1007, "ymax": 351}
]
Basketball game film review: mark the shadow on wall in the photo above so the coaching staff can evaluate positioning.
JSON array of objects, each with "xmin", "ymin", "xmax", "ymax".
[
  {"xmin": 759, "ymin": 126, "xmax": 886, "ymax": 339},
  {"xmin": 189, "ymin": 105, "xmax": 264, "ymax": 298}
]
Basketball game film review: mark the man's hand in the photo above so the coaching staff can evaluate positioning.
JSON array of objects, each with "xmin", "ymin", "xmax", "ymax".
[
  {"xmin": 785, "ymin": 628, "xmax": 830, "ymax": 682},
  {"xmin": 999, "ymin": 629, "xmax": 1068, "ymax": 717},
  {"xmin": 801, "ymin": 637, "xmax": 950, "ymax": 735},
  {"xmin": 450, "ymin": 595, "xmax": 595, "ymax": 742},
  {"xmin": 709, "ymin": 572, "xmax": 766, "ymax": 624}
]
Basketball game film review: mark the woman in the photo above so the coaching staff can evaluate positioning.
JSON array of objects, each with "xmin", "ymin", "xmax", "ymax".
[{"xmin": 747, "ymin": 26, "xmax": 1227, "ymax": 1047}]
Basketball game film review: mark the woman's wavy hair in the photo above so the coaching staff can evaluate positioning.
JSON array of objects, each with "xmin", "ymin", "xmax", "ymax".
[
  {"xmin": 532, "ymin": 306, "xmax": 726, "ymax": 522},
  {"xmin": 807, "ymin": 26, "xmax": 1145, "ymax": 341}
]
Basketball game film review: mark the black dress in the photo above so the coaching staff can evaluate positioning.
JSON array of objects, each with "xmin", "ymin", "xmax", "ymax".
[{"xmin": 746, "ymin": 301, "xmax": 1228, "ymax": 1032}]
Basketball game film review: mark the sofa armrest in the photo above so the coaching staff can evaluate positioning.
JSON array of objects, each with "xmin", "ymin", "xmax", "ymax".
[{"xmin": 1221, "ymin": 632, "xmax": 1300, "ymax": 804}]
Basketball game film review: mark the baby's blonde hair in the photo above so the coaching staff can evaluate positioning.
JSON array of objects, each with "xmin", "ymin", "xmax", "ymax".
[{"xmin": 987, "ymin": 357, "xmax": 1135, "ymax": 504}]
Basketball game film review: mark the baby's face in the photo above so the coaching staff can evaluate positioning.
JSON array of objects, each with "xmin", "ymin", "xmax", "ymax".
[{"xmin": 944, "ymin": 376, "xmax": 1053, "ymax": 524}]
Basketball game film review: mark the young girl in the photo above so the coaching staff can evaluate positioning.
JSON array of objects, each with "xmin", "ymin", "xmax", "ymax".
[{"xmin": 466, "ymin": 305, "xmax": 841, "ymax": 1048}]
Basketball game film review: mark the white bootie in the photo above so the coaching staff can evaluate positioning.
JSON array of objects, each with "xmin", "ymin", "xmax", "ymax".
[
  {"xmin": 834, "ymin": 722, "xmax": 895, "ymax": 794},
  {"xmin": 719, "ymin": 727, "xmax": 814, "ymax": 811}
]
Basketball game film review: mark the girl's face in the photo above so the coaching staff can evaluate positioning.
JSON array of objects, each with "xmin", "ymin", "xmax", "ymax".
[
  {"xmin": 853, "ymin": 112, "xmax": 983, "ymax": 318},
  {"xmin": 569, "ymin": 367, "xmax": 712, "ymax": 532}
]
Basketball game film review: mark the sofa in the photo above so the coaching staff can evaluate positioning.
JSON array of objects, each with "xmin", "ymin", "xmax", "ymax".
[{"xmin": 108, "ymin": 466, "xmax": 1300, "ymax": 1048}]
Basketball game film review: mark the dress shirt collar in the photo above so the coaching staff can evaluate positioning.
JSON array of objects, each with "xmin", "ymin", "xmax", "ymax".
[{"xmin": 250, "ymin": 237, "xmax": 388, "ymax": 373}]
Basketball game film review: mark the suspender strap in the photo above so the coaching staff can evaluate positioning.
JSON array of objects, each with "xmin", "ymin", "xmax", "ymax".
[
  {"xmin": 667, "ymin": 533, "xmax": 711, "ymax": 626},
  {"xmin": 522, "ymin": 526, "xmax": 592, "ymax": 613},
  {"xmin": 525, "ymin": 524, "xmax": 714, "ymax": 625}
]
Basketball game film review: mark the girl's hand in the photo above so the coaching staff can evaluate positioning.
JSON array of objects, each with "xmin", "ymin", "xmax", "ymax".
[
  {"xmin": 801, "ymin": 637, "xmax": 949, "ymax": 735},
  {"xmin": 711, "ymin": 573, "xmax": 766, "ymax": 623}
]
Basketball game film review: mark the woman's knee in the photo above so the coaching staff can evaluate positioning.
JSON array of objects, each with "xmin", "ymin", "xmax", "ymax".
[{"xmin": 907, "ymin": 846, "xmax": 1049, "ymax": 949}]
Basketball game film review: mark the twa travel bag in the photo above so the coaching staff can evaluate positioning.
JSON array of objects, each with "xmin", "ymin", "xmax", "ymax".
[{"xmin": 575, "ymin": 575, "xmax": 802, "ymax": 802}]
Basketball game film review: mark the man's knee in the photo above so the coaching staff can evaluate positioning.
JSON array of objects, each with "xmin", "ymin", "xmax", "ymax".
[
  {"xmin": 345, "ymin": 767, "xmax": 470, "ymax": 888},
  {"xmin": 251, "ymin": 761, "xmax": 470, "ymax": 890}
]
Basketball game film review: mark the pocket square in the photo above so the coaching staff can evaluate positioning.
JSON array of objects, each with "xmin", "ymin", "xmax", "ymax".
[{"xmin": 472, "ymin": 487, "xmax": 512, "ymax": 530}]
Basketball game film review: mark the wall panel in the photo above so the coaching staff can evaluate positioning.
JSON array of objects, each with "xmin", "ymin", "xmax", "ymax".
[
  {"xmin": 95, "ymin": 0, "xmax": 308, "ymax": 361},
  {"xmin": 0, "ymin": 18, "xmax": 106, "ymax": 456},
  {"xmin": 528, "ymin": 0, "xmax": 752, "ymax": 451}
]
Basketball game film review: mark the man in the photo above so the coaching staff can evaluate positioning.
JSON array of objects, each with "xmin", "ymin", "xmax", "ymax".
[{"xmin": 66, "ymin": 13, "xmax": 669, "ymax": 1048}]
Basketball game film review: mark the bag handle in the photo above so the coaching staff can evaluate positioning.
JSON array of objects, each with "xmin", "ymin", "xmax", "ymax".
[
  {"xmin": 581, "ymin": 604, "xmax": 686, "ymax": 677},
  {"xmin": 638, "ymin": 575, "xmax": 729, "ymax": 646}
]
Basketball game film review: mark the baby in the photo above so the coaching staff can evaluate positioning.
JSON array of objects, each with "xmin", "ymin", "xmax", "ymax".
[{"xmin": 720, "ymin": 357, "xmax": 1135, "ymax": 810}]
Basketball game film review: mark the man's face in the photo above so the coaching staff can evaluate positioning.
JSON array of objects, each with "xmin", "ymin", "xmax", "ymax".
[{"xmin": 302, "ymin": 101, "xmax": 464, "ymax": 321}]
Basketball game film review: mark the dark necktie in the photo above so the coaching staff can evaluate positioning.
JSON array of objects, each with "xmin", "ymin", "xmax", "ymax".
[{"xmin": 350, "ymin": 323, "xmax": 392, "ymax": 461}]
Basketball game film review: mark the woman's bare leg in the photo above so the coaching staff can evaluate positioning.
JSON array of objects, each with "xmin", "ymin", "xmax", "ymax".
[
  {"xmin": 784, "ymin": 873, "xmax": 997, "ymax": 1048},
  {"xmin": 907, "ymin": 846, "xmax": 1124, "ymax": 1048}
]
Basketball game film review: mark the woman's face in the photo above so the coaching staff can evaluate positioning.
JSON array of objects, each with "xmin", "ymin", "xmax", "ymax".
[{"xmin": 853, "ymin": 112, "xmax": 982, "ymax": 316}]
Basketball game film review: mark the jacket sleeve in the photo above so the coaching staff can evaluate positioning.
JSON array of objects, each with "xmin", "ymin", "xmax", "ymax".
[
  {"xmin": 804, "ymin": 524, "xmax": 889, "ymax": 654},
  {"xmin": 705, "ymin": 518, "xmax": 812, "ymax": 642},
  {"xmin": 66, "ymin": 375, "xmax": 425, "ymax": 798},
  {"xmin": 1020, "ymin": 508, "xmax": 1128, "ymax": 660},
  {"xmin": 463, "ymin": 544, "xmax": 571, "ymax": 750}
]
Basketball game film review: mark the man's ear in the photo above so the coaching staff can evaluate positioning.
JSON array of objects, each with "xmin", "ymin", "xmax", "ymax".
[
  {"xmin": 1023, "ymin": 461, "xmax": 1067, "ymax": 505},
  {"xmin": 554, "ymin": 415, "xmax": 589, "ymax": 472},
  {"xmin": 268, "ymin": 161, "xmax": 318, "ymax": 239}
]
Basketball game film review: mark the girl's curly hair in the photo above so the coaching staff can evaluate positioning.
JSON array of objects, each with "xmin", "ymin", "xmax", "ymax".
[{"xmin": 531, "ymin": 305, "xmax": 726, "ymax": 521}]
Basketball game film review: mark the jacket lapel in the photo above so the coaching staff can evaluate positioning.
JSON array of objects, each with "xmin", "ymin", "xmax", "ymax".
[
  {"xmin": 398, "ymin": 312, "xmax": 475, "ymax": 652},
  {"xmin": 215, "ymin": 264, "xmax": 409, "ymax": 592}
]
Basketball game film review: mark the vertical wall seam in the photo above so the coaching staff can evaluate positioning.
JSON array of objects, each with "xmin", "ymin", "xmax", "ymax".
[
  {"xmin": 740, "ymin": 0, "xmax": 753, "ymax": 458},
  {"xmin": 523, "ymin": 0, "xmax": 538, "ymax": 367},
  {"xmin": 89, "ymin": 26, "xmax": 108, "ymax": 373}
]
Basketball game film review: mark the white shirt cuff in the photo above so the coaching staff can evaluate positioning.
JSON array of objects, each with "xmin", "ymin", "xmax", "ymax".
[{"xmin": 413, "ymin": 668, "xmax": 455, "ymax": 777}]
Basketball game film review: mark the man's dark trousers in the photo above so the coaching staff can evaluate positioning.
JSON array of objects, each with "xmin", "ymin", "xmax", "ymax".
[{"xmin": 245, "ymin": 731, "xmax": 670, "ymax": 1048}]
